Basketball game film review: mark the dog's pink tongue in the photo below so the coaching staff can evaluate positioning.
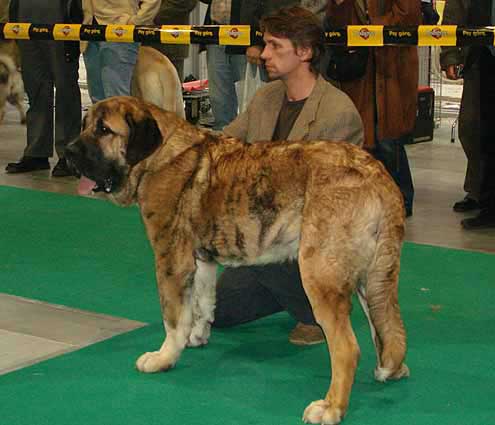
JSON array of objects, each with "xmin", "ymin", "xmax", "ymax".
[{"xmin": 77, "ymin": 176, "xmax": 97, "ymax": 195}]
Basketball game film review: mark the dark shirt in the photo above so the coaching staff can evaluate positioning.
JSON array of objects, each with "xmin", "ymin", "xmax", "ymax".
[{"xmin": 271, "ymin": 96, "xmax": 307, "ymax": 141}]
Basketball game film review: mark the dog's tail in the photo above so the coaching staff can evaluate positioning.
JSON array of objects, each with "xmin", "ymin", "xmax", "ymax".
[
  {"xmin": 0, "ymin": 62, "xmax": 9, "ymax": 85},
  {"xmin": 359, "ymin": 191, "xmax": 409, "ymax": 382}
]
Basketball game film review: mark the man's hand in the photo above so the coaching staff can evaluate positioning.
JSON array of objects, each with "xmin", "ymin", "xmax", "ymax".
[
  {"xmin": 246, "ymin": 46, "xmax": 263, "ymax": 65},
  {"xmin": 445, "ymin": 64, "xmax": 463, "ymax": 80}
]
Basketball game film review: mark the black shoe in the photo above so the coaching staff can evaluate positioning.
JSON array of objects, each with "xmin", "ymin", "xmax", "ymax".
[
  {"xmin": 453, "ymin": 196, "xmax": 480, "ymax": 212},
  {"xmin": 51, "ymin": 158, "xmax": 74, "ymax": 177},
  {"xmin": 5, "ymin": 156, "xmax": 50, "ymax": 173},
  {"xmin": 461, "ymin": 209, "xmax": 495, "ymax": 230}
]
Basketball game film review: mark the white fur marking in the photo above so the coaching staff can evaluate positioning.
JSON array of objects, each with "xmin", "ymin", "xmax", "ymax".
[{"xmin": 188, "ymin": 260, "xmax": 217, "ymax": 347}]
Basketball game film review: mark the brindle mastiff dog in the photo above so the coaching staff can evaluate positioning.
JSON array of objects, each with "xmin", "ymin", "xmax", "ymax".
[{"xmin": 66, "ymin": 96, "xmax": 409, "ymax": 425}]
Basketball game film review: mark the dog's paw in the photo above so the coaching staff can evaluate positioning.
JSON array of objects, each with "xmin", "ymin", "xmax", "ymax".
[
  {"xmin": 374, "ymin": 363, "xmax": 410, "ymax": 382},
  {"xmin": 187, "ymin": 324, "xmax": 211, "ymax": 347},
  {"xmin": 303, "ymin": 400, "xmax": 344, "ymax": 425},
  {"xmin": 187, "ymin": 333, "xmax": 209, "ymax": 347},
  {"xmin": 135, "ymin": 351, "xmax": 175, "ymax": 373}
]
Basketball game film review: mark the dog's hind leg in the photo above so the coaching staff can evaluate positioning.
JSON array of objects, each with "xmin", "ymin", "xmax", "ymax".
[
  {"xmin": 187, "ymin": 259, "xmax": 217, "ymax": 347},
  {"xmin": 136, "ymin": 254, "xmax": 196, "ymax": 373},
  {"xmin": 13, "ymin": 95, "xmax": 26, "ymax": 124},
  {"xmin": 356, "ymin": 285, "xmax": 382, "ymax": 369},
  {"xmin": 362, "ymin": 217, "xmax": 409, "ymax": 382}
]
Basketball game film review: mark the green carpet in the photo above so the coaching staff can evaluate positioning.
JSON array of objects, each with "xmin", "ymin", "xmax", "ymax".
[{"xmin": 1, "ymin": 185, "xmax": 494, "ymax": 425}]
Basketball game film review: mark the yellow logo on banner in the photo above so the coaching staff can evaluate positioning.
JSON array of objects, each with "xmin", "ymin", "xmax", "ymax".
[
  {"xmin": 419, "ymin": 25, "xmax": 456, "ymax": 46},
  {"xmin": 3, "ymin": 23, "xmax": 30, "ymax": 40},
  {"xmin": 53, "ymin": 24, "xmax": 81, "ymax": 40},
  {"xmin": 219, "ymin": 25, "xmax": 250, "ymax": 46},
  {"xmin": 348, "ymin": 25, "xmax": 383, "ymax": 46},
  {"xmin": 160, "ymin": 25, "xmax": 191, "ymax": 45},
  {"xmin": 105, "ymin": 25, "xmax": 134, "ymax": 42}
]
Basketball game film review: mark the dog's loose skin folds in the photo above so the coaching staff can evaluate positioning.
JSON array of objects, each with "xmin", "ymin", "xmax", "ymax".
[{"xmin": 66, "ymin": 96, "xmax": 409, "ymax": 425}]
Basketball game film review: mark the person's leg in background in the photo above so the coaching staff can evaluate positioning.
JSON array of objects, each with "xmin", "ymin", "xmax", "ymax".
[
  {"xmin": 213, "ymin": 266, "xmax": 284, "ymax": 328},
  {"xmin": 83, "ymin": 41, "xmax": 106, "ymax": 104},
  {"xmin": 100, "ymin": 42, "xmax": 139, "ymax": 99},
  {"xmin": 214, "ymin": 262, "xmax": 325, "ymax": 345},
  {"xmin": 462, "ymin": 47, "xmax": 495, "ymax": 229},
  {"xmin": 170, "ymin": 58, "xmax": 184, "ymax": 82},
  {"xmin": 374, "ymin": 134, "xmax": 415, "ymax": 217},
  {"xmin": 206, "ymin": 44, "xmax": 246, "ymax": 130},
  {"xmin": 6, "ymin": 40, "xmax": 53, "ymax": 173},
  {"xmin": 51, "ymin": 41, "xmax": 81, "ymax": 176},
  {"xmin": 454, "ymin": 66, "xmax": 484, "ymax": 212}
]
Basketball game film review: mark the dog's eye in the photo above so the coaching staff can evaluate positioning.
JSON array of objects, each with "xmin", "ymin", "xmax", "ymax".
[{"xmin": 96, "ymin": 119, "xmax": 113, "ymax": 136}]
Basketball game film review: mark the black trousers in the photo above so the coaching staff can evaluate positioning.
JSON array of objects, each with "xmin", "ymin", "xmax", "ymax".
[
  {"xmin": 373, "ymin": 133, "xmax": 415, "ymax": 215},
  {"xmin": 212, "ymin": 262, "xmax": 317, "ymax": 328},
  {"xmin": 479, "ymin": 48, "xmax": 495, "ymax": 209},
  {"xmin": 17, "ymin": 40, "xmax": 81, "ymax": 159}
]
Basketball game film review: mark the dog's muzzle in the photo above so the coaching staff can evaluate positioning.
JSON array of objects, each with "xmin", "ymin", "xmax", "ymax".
[{"xmin": 65, "ymin": 139, "xmax": 114, "ymax": 195}]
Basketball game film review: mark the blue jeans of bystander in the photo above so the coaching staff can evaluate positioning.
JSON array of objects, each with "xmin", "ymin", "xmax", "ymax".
[
  {"xmin": 206, "ymin": 45, "xmax": 247, "ymax": 130},
  {"xmin": 83, "ymin": 41, "xmax": 139, "ymax": 103}
]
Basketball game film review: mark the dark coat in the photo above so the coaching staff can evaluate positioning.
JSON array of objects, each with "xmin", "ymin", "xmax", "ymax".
[
  {"xmin": 440, "ymin": 0, "xmax": 491, "ymax": 73},
  {"xmin": 151, "ymin": 0, "xmax": 198, "ymax": 61},
  {"xmin": 200, "ymin": 0, "xmax": 298, "ymax": 55},
  {"xmin": 326, "ymin": 0, "xmax": 421, "ymax": 149}
]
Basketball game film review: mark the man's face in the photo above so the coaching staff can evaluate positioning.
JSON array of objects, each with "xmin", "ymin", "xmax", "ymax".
[{"xmin": 260, "ymin": 32, "xmax": 312, "ymax": 80}]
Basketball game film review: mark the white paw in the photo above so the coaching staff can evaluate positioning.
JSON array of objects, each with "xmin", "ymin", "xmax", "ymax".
[
  {"xmin": 187, "ymin": 333, "xmax": 209, "ymax": 347},
  {"xmin": 374, "ymin": 363, "xmax": 410, "ymax": 382},
  {"xmin": 135, "ymin": 351, "xmax": 174, "ymax": 373},
  {"xmin": 187, "ymin": 323, "xmax": 211, "ymax": 347},
  {"xmin": 303, "ymin": 400, "xmax": 344, "ymax": 425}
]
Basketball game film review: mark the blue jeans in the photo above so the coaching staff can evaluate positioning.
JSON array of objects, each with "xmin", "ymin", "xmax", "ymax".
[
  {"xmin": 83, "ymin": 42, "xmax": 139, "ymax": 103},
  {"xmin": 374, "ymin": 134, "xmax": 415, "ymax": 215},
  {"xmin": 206, "ymin": 45, "xmax": 247, "ymax": 130}
]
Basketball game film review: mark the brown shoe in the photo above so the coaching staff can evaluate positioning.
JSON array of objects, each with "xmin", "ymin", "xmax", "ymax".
[{"xmin": 289, "ymin": 323, "xmax": 325, "ymax": 346}]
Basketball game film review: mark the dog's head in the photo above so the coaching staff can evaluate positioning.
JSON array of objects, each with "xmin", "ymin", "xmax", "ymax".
[{"xmin": 66, "ymin": 96, "xmax": 162, "ymax": 200}]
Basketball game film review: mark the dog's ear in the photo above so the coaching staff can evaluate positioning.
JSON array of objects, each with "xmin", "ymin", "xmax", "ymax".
[{"xmin": 125, "ymin": 112, "xmax": 162, "ymax": 166}]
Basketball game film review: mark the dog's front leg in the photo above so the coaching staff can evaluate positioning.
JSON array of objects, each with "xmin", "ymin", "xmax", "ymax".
[
  {"xmin": 187, "ymin": 259, "xmax": 217, "ymax": 347},
  {"xmin": 136, "ymin": 259, "xmax": 195, "ymax": 373}
]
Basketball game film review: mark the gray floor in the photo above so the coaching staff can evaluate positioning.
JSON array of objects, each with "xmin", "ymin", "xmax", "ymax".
[{"xmin": 0, "ymin": 87, "xmax": 494, "ymax": 377}]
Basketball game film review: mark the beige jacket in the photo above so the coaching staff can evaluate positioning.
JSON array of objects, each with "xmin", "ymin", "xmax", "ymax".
[
  {"xmin": 224, "ymin": 75, "xmax": 363, "ymax": 146},
  {"xmin": 82, "ymin": 0, "xmax": 159, "ymax": 26}
]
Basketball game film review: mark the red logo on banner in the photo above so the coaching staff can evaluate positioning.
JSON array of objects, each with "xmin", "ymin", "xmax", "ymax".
[
  {"xmin": 11, "ymin": 24, "xmax": 20, "ymax": 35},
  {"xmin": 62, "ymin": 26, "xmax": 71, "ymax": 36},
  {"xmin": 113, "ymin": 27, "xmax": 125, "ymax": 37},
  {"xmin": 171, "ymin": 27, "xmax": 180, "ymax": 38},
  {"xmin": 430, "ymin": 27, "xmax": 443, "ymax": 39},
  {"xmin": 229, "ymin": 27, "xmax": 239, "ymax": 39},
  {"xmin": 359, "ymin": 28, "xmax": 371, "ymax": 40}
]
